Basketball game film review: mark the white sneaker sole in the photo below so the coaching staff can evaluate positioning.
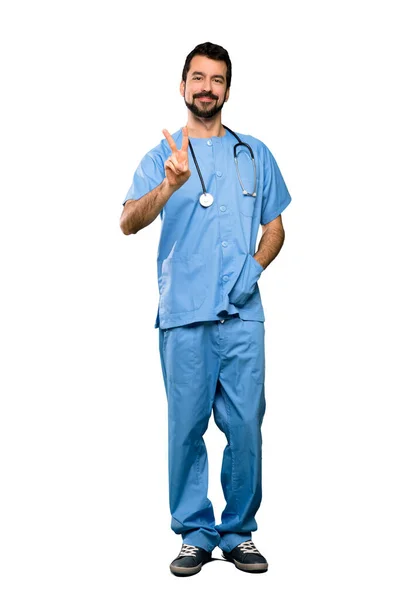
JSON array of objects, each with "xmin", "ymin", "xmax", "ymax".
[
  {"xmin": 222, "ymin": 553, "xmax": 268, "ymax": 573},
  {"xmin": 170, "ymin": 562, "xmax": 204, "ymax": 576}
]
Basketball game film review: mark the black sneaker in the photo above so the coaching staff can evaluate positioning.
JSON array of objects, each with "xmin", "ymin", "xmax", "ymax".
[
  {"xmin": 222, "ymin": 540, "xmax": 268, "ymax": 573},
  {"xmin": 170, "ymin": 543, "xmax": 212, "ymax": 576}
]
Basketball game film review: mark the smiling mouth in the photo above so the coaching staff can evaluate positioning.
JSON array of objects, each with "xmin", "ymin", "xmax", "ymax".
[{"xmin": 196, "ymin": 97, "xmax": 216, "ymax": 102}]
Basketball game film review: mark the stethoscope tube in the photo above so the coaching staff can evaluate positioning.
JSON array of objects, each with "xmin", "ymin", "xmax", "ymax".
[
  {"xmin": 188, "ymin": 140, "xmax": 207, "ymax": 195},
  {"xmin": 224, "ymin": 126, "xmax": 257, "ymax": 197}
]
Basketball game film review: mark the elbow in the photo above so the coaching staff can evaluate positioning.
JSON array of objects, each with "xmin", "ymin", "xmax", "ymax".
[
  {"xmin": 119, "ymin": 217, "xmax": 129, "ymax": 235},
  {"xmin": 120, "ymin": 205, "xmax": 138, "ymax": 235},
  {"xmin": 120, "ymin": 200, "xmax": 139, "ymax": 235},
  {"xmin": 120, "ymin": 218, "xmax": 137, "ymax": 235}
]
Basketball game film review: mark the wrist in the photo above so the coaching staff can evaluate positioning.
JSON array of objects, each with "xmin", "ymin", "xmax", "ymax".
[{"xmin": 162, "ymin": 177, "xmax": 180, "ymax": 197}]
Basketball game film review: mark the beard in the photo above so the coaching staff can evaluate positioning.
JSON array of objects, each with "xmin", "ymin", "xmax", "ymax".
[{"xmin": 184, "ymin": 92, "xmax": 226, "ymax": 119}]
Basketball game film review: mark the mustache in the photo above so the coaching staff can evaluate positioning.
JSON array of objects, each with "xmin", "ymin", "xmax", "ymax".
[{"xmin": 193, "ymin": 92, "xmax": 218, "ymax": 100}]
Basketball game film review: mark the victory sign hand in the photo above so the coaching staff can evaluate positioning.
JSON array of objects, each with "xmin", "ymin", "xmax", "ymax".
[{"xmin": 162, "ymin": 126, "xmax": 191, "ymax": 190}]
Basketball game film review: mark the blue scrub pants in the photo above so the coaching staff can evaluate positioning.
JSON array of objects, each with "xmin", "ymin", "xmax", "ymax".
[{"xmin": 158, "ymin": 315, "xmax": 266, "ymax": 553}]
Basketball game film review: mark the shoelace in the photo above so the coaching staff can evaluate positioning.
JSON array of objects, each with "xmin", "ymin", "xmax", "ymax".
[
  {"xmin": 237, "ymin": 541, "xmax": 262, "ymax": 555},
  {"xmin": 178, "ymin": 544, "xmax": 198, "ymax": 558}
]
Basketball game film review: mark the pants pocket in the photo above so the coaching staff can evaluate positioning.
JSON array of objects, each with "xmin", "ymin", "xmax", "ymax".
[{"xmin": 162, "ymin": 326, "xmax": 196, "ymax": 384}]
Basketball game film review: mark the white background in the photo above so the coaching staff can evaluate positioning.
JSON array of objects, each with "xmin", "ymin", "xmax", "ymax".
[{"xmin": 1, "ymin": 0, "xmax": 399, "ymax": 597}]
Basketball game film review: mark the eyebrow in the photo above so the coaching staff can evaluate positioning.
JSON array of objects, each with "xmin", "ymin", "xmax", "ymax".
[{"xmin": 191, "ymin": 71, "xmax": 225, "ymax": 80}]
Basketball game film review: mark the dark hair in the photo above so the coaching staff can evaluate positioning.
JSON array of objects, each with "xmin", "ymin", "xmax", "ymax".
[{"xmin": 182, "ymin": 42, "xmax": 232, "ymax": 89}]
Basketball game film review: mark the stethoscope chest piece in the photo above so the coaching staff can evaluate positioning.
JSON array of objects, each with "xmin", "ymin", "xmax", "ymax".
[{"xmin": 199, "ymin": 193, "xmax": 214, "ymax": 207}]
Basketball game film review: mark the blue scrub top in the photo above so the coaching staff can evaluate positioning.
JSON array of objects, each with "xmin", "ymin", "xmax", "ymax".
[{"xmin": 123, "ymin": 128, "xmax": 292, "ymax": 330}]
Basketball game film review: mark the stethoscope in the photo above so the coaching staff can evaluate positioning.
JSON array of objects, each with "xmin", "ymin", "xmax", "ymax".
[{"xmin": 187, "ymin": 125, "xmax": 257, "ymax": 208}]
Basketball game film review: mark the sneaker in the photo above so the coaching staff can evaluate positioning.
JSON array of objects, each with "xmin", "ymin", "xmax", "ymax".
[
  {"xmin": 222, "ymin": 540, "xmax": 268, "ymax": 573},
  {"xmin": 170, "ymin": 543, "xmax": 212, "ymax": 576}
]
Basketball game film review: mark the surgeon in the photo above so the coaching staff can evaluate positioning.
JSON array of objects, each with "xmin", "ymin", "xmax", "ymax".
[{"xmin": 120, "ymin": 42, "xmax": 292, "ymax": 576}]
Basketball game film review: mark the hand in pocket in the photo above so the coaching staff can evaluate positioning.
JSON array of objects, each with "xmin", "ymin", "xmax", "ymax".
[{"xmin": 228, "ymin": 254, "xmax": 264, "ymax": 307}]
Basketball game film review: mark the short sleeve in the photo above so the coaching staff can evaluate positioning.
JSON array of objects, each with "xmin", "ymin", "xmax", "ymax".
[
  {"xmin": 260, "ymin": 145, "xmax": 292, "ymax": 225},
  {"xmin": 123, "ymin": 152, "xmax": 165, "ymax": 205}
]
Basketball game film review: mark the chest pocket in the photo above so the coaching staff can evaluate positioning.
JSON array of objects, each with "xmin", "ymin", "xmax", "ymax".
[
  {"xmin": 236, "ymin": 149, "xmax": 257, "ymax": 217},
  {"xmin": 160, "ymin": 251, "xmax": 208, "ymax": 314}
]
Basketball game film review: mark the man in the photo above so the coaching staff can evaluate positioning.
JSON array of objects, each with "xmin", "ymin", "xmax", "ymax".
[{"xmin": 120, "ymin": 42, "xmax": 292, "ymax": 576}]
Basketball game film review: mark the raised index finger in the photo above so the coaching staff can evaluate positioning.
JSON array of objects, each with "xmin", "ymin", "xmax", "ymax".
[
  {"xmin": 181, "ymin": 126, "xmax": 189, "ymax": 152},
  {"xmin": 162, "ymin": 129, "xmax": 177, "ymax": 153}
]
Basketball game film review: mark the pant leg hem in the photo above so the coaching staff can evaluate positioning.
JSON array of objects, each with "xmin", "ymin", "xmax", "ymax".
[
  {"xmin": 218, "ymin": 532, "xmax": 252, "ymax": 553},
  {"xmin": 182, "ymin": 530, "xmax": 220, "ymax": 553}
]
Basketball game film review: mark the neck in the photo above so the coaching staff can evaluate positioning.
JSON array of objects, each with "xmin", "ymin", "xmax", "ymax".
[{"xmin": 186, "ymin": 113, "xmax": 225, "ymax": 138}]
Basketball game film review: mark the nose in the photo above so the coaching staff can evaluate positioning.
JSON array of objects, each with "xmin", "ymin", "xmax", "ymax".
[{"xmin": 202, "ymin": 76, "xmax": 214, "ymax": 90}]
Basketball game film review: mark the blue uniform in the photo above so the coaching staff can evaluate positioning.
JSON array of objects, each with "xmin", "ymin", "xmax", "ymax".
[{"xmin": 124, "ymin": 128, "xmax": 291, "ymax": 552}]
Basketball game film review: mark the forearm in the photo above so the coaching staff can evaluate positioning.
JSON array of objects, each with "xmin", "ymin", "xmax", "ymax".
[
  {"xmin": 120, "ymin": 178, "xmax": 176, "ymax": 235},
  {"xmin": 254, "ymin": 225, "xmax": 285, "ymax": 270}
]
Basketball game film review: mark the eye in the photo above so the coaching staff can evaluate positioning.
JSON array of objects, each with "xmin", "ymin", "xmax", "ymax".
[{"xmin": 193, "ymin": 76, "xmax": 202, "ymax": 80}]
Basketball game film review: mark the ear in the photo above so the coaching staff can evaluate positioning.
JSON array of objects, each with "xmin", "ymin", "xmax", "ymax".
[
  {"xmin": 225, "ymin": 87, "xmax": 230, "ymax": 102},
  {"xmin": 180, "ymin": 81, "xmax": 185, "ymax": 97}
]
